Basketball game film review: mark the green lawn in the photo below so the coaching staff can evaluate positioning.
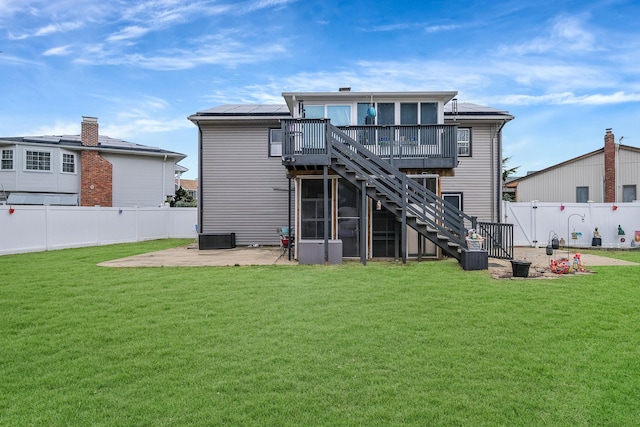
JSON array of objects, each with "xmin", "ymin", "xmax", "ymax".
[{"xmin": 2, "ymin": 240, "xmax": 639, "ymax": 426}]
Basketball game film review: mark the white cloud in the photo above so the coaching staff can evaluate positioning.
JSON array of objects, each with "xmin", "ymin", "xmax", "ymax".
[
  {"xmin": 364, "ymin": 22, "xmax": 458, "ymax": 33},
  {"xmin": 107, "ymin": 25, "xmax": 150, "ymax": 42},
  {"xmin": 492, "ymin": 91, "xmax": 640, "ymax": 106},
  {"xmin": 425, "ymin": 24, "xmax": 459, "ymax": 33},
  {"xmin": 8, "ymin": 20, "xmax": 84, "ymax": 40},
  {"xmin": 499, "ymin": 14, "xmax": 597, "ymax": 56},
  {"xmin": 30, "ymin": 119, "xmax": 80, "ymax": 136},
  {"xmin": 35, "ymin": 21, "xmax": 84, "ymax": 36},
  {"xmin": 43, "ymin": 45, "xmax": 73, "ymax": 56}
]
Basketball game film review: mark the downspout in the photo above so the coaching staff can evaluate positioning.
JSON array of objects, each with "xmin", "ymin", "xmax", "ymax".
[
  {"xmin": 323, "ymin": 165, "xmax": 329, "ymax": 264},
  {"xmin": 162, "ymin": 154, "xmax": 167, "ymax": 206},
  {"xmin": 615, "ymin": 140, "xmax": 620, "ymax": 202},
  {"xmin": 197, "ymin": 123, "xmax": 203, "ymax": 233},
  {"xmin": 288, "ymin": 172, "xmax": 292, "ymax": 260},
  {"xmin": 494, "ymin": 119, "xmax": 508, "ymax": 222}
]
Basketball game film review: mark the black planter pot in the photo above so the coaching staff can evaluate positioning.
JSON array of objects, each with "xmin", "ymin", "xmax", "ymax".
[{"xmin": 511, "ymin": 260, "xmax": 532, "ymax": 278}]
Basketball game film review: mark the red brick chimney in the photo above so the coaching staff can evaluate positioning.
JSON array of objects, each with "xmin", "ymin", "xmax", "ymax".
[
  {"xmin": 80, "ymin": 116, "xmax": 113, "ymax": 206},
  {"xmin": 603, "ymin": 128, "xmax": 616, "ymax": 203}
]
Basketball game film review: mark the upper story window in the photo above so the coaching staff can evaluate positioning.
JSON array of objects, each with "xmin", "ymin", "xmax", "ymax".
[
  {"xmin": 420, "ymin": 103, "xmax": 438, "ymax": 124},
  {"xmin": 62, "ymin": 153, "xmax": 76, "ymax": 173},
  {"xmin": 357, "ymin": 103, "xmax": 375, "ymax": 125},
  {"xmin": 377, "ymin": 103, "xmax": 395, "ymax": 125},
  {"xmin": 304, "ymin": 105, "xmax": 351, "ymax": 126},
  {"xmin": 307, "ymin": 101, "xmax": 441, "ymax": 126},
  {"xmin": 269, "ymin": 128, "xmax": 283, "ymax": 157},
  {"xmin": 1, "ymin": 149, "xmax": 14, "ymax": 170},
  {"xmin": 25, "ymin": 150, "xmax": 51, "ymax": 171},
  {"xmin": 400, "ymin": 103, "xmax": 418, "ymax": 124},
  {"xmin": 457, "ymin": 128, "xmax": 471, "ymax": 156}
]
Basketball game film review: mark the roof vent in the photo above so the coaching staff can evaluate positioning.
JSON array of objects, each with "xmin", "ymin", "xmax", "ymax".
[{"xmin": 338, "ymin": 87, "xmax": 351, "ymax": 92}]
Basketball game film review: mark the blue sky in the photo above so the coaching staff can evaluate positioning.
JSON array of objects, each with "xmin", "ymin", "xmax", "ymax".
[{"xmin": 2, "ymin": 0, "xmax": 640, "ymax": 180}]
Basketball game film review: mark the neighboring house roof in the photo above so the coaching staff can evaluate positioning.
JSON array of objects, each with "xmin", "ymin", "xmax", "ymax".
[
  {"xmin": 177, "ymin": 178, "xmax": 198, "ymax": 192},
  {"xmin": 0, "ymin": 134, "xmax": 187, "ymax": 161},
  {"xmin": 175, "ymin": 164, "xmax": 189, "ymax": 174},
  {"xmin": 506, "ymin": 143, "xmax": 640, "ymax": 187}
]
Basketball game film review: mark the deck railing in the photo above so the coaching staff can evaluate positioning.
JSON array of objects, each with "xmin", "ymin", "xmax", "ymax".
[
  {"xmin": 337, "ymin": 124, "xmax": 458, "ymax": 160},
  {"xmin": 282, "ymin": 120, "xmax": 458, "ymax": 166}
]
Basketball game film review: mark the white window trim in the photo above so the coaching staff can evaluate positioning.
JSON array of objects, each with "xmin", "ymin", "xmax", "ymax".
[
  {"xmin": 24, "ymin": 148, "xmax": 53, "ymax": 172},
  {"xmin": 269, "ymin": 128, "xmax": 283, "ymax": 157},
  {"xmin": 60, "ymin": 152, "xmax": 77, "ymax": 174},
  {"xmin": 1, "ymin": 148, "xmax": 15, "ymax": 171},
  {"xmin": 457, "ymin": 128, "xmax": 471, "ymax": 157}
]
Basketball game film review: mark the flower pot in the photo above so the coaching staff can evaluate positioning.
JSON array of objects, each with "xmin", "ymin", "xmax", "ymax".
[{"xmin": 511, "ymin": 260, "xmax": 531, "ymax": 278}]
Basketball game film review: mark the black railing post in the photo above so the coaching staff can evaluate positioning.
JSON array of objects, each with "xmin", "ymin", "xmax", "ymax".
[
  {"xmin": 401, "ymin": 174, "xmax": 407, "ymax": 265},
  {"xmin": 323, "ymin": 165, "xmax": 329, "ymax": 265}
]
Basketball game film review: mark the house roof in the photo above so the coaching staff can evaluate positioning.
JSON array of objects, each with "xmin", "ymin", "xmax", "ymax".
[
  {"xmin": 0, "ymin": 134, "xmax": 187, "ymax": 161},
  {"xmin": 189, "ymin": 104, "xmax": 291, "ymax": 122},
  {"xmin": 445, "ymin": 102, "xmax": 514, "ymax": 121},
  {"xmin": 281, "ymin": 90, "xmax": 458, "ymax": 113},
  {"xmin": 189, "ymin": 100, "xmax": 512, "ymax": 123},
  {"xmin": 176, "ymin": 178, "xmax": 198, "ymax": 191}
]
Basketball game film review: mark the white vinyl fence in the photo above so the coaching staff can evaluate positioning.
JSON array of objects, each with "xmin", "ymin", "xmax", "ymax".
[
  {"xmin": 503, "ymin": 201, "xmax": 640, "ymax": 248},
  {"xmin": 0, "ymin": 205, "xmax": 197, "ymax": 256}
]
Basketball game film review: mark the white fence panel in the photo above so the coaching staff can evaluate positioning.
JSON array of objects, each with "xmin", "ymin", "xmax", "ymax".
[
  {"xmin": 0, "ymin": 205, "xmax": 197, "ymax": 255},
  {"xmin": 503, "ymin": 201, "xmax": 640, "ymax": 248}
]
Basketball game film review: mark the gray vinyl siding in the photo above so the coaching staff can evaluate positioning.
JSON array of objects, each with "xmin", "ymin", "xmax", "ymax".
[
  {"xmin": 105, "ymin": 153, "xmax": 176, "ymax": 207},
  {"xmin": 200, "ymin": 123, "xmax": 290, "ymax": 245},
  {"xmin": 516, "ymin": 153, "xmax": 604, "ymax": 202},
  {"xmin": 440, "ymin": 122, "xmax": 499, "ymax": 222}
]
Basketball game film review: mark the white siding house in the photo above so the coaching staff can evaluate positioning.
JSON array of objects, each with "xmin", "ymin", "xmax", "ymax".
[
  {"xmin": 0, "ymin": 117, "xmax": 186, "ymax": 207},
  {"xmin": 508, "ymin": 129, "xmax": 640, "ymax": 203}
]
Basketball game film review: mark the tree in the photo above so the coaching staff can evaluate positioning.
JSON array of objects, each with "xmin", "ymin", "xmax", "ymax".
[
  {"xmin": 171, "ymin": 186, "xmax": 195, "ymax": 207},
  {"xmin": 502, "ymin": 157, "xmax": 520, "ymax": 202}
]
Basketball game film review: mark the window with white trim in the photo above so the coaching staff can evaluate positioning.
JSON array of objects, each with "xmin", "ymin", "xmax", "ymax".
[
  {"xmin": 269, "ymin": 128, "xmax": 283, "ymax": 157},
  {"xmin": 25, "ymin": 150, "xmax": 51, "ymax": 171},
  {"xmin": 457, "ymin": 128, "xmax": 471, "ymax": 156},
  {"xmin": 62, "ymin": 153, "xmax": 76, "ymax": 173},
  {"xmin": 1, "ymin": 149, "xmax": 14, "ymax": 170},
  {"xmin": 303, "ymin": 105, "xmax": 351, "ymax": 126}
]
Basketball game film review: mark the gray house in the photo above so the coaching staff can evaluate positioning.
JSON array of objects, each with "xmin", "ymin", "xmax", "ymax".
[
  {"xmin": 189, "ymin": 90, "xmax": 513, "ymax": 264},
  {"xmin": 0, "ymin": 116, "xmax": 186, "ymax": 207}
]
